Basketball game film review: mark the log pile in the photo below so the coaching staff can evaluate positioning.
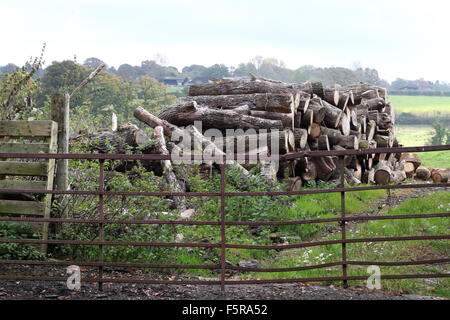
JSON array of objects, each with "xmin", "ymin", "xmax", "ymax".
[
  {"xmin": 71, "ymin": 78, "xmax": 449, "ymax": 197},
  {"xmin": 157, "ymin": 78, "xmax": 409, "ymax": 185}
]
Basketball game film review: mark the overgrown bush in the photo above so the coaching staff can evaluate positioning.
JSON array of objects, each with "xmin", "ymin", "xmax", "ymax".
[
  {"xmin": 427, "ymin": 121, "xmax": 450, "ymax": 145},
  {"xmin": 0, "ymin": 222, "xmax": 45, "ymax": 260}
]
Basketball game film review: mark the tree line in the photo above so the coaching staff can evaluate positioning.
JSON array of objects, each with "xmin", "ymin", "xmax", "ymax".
[
  {"xmin": 3, "ymin": 56, "xmax": 450, "ymax": 94},
  {"xmin": 2, "ymin": 54, "xmax": 450, "ymax": 133}
]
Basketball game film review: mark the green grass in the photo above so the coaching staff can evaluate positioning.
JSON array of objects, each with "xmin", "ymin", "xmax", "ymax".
[
  {"xmin": 222, "ymin": 188, "xmax": 388, "ymax": 265},
  {"xmin": 395, "ymin": 125, "xmax": 433, "ymax": 147},
  {"xmin": 251, "ymin": 191, "xmax": 450, "ymax": 297},
  {"xmin": 390, "ymin": 95, "xmax": 450, "ymax": 116},
  {"xmin": 394, "ymin": 125, "xmax": 450, "ymax": 168},
  {"xmin": 416, "ymin": 151, "xmax": 450, "ymax": 168}
]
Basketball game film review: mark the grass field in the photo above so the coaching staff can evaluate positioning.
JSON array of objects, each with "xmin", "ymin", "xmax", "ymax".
[
  {"xmin": 395, "ymin": 125, "xmax": 433, "ymax": 147},
  {"xmin": 391, "ymin": 95, "xmax": 449, "ymax": 168},
  {"xmin": 390, "ymin": 95, "xmax": 450, "ymax": 116},
  {"xmin": 395, "ymin": 125, "xmax": 450, "ymax": 167}
]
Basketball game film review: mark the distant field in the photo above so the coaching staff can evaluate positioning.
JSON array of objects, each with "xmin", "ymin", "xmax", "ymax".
[
  {"xmin": 390, "ymin": 95, "xmax": 450, "ymax": 116},
  {"xmin": 395, "ymin": 125, "xmax": 433, "ymax": 147},
  {"xmin": 417, "ymin": 151, "xmax": 450, "ymax": 168},
  {"xmin": 395, "ymin": 125, "xmax": 449, "ymax": 168}
]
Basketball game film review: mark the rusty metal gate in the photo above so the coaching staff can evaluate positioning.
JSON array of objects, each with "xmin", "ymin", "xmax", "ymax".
[{"xmin": 0, "ymin": 145, "xmax": 449, "ymax": 291}]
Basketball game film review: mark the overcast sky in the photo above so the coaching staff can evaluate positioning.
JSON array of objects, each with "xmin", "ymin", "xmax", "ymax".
[{"xmin": 2, "ymin": 0, "xmax": 450, "ymax": 82}]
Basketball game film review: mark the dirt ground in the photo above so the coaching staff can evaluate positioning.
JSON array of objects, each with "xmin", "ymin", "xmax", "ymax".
[{"xmin": 0, "ymin": 265, "xmax": 445, "ymax": 300}]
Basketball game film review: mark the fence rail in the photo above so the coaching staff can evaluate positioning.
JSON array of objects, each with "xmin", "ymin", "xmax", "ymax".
[{"xmin": 0, "ymin": 145, "xmax": 449, "ymax": 291}]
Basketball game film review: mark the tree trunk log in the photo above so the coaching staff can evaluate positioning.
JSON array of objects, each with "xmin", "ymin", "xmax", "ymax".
[
  {"xmin": 374, "ymin": 134, "xmax": 394, "ymax": 148},
  {"xmin": 415, "ymin": 166, "xmax": 431, "ymax": 180},
  {"xmin": 188, "ymin": 79, "xmax": 310, "ymax": 97},
  {"xmin": 312, "ymin": 156, "xmax": 336, "ymax": 181},
  {"xmin": 374, "ymin": 161, "xmax": 392, "ymax": 185},
  {"xmin": 301, "ymin": 160, "xmax": 317, "ymax": 181},
  {"xmin": 183, "ymin": 93, "xmax": 297, "ymax": 113},
  {"xmin": 431, "ymin": 169, "xmax": 449, "ymax": 183},
  {"xmin": 159, "ymin": 104, "xmax": 284, "ymax": 130},
  {"xmin": 399, "ymin": 153, "xmax": 421, "ymax": 169},
  {"xmin": 306, "ymin": 104, "xmax": 327, "ymax": 123},
  {"xmin": 249, "ymin": 110, "xmax": 293, "ymax": 128},
  {"xmin": 293, "ymin": 128, "xmax": 308, "ymax": 149},
  {"xmin": 403, "ymin": 162, "xmax": 415, "ymax": 176},
  {"xmin": 134, "ymin": 107, "xmax": 253, "ymax": 183},
  {"xmin": 319, "ymin": 126, "xmax": 359, "ymax": 149},
  {"xmin": 152, "ymin": 126, "xmax": 186, "ymax": 210},
  {"xmin": 318, "ymin": 135, "xmax": 330, "ymax": 150},
  {"xmin": 321, "ymin": 100, "xmax": 344, "ymax": 128}
]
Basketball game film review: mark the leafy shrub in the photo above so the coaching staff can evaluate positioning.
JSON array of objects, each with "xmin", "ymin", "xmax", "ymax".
[{"xmin": 0, "ymin": 222, "xmax": 45, "ymax": 260}]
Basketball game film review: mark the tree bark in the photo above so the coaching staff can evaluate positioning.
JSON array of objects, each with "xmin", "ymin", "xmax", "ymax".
[
  {"xmin": 249, "ymin": 110, "xmax": 293, "ymax": 128},
  {"xmin": 152, "ymin": 126, "xmax": 186, "ymax": 210},
  {"xmin": 159, "ymin": 104, "xmax": 285, "ymax": 131},
  {"xmin": 374, "ymin": 134, "xmax": 394, "ymax": 148},
  {"xmin": 319, "ymin": 126, "xmax": 359, "ymax": 149},
  {"xmin": 312, "ymin": 156, "xmax": 336, "ymax": 181},
  {"xmin": 374, "ymin": 161, "xmax": 392, "ymax": 185},
  {"xmin": 134, "ymin": 107, "xmax": 253, "ymax": 182},
  {"xmin": 293, "ymin": 128, "xmax": 308, "ymax": 149},
  {"xmin": 318, "ymin": 135, "xmax": 330, "ymax": 150},
  {"xmin": 321, "ymin": 100, "xmax": 344, "ymax": 128},
  {"xmin": 415, "ymin": 166, "xmax": 431, "ymax": 180},
  {"xmin": 183, "ymin": 92, "xmax": 297, "ymax": 113},
  {"xmin": 362, "ymin": 97, "xmax": 385, "ymax": 111},
  {"xmin": 306, "ymin": 103, "xmax": 327, "ymax": 123},
  {"xmin": 431, "ymin": 169, "xmax": 449, "ymax": 183},
  {"xmin": 301, "ymin": 160, "xmax": 317, "ymax": 181},
  {"xmin": 218, "ymin": 129, "xmax": 296, "ymax": 155},
  {"xmin": 188, "ymin": 79, "xmax": 310, "ymax": 97}
]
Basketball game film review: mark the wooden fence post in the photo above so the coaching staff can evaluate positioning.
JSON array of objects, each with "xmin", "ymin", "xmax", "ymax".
[{"xmin": 50, "ymin": 92, "xmax": 70, "ymax": 217}]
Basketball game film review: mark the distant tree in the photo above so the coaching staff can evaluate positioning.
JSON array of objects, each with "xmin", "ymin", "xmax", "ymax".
[
  {"xmin": 39, "ymin": 60, "xmax": 138, "ymax": 123},
  {"xmin": 427, "ymin": 121, "xmax": 448, "ymax": 145},
  {"xmin": 0, "ymin": 63, "xmax": 19, "ymax": 74},
  {"xmin": 117, "ymin": 63, "xmax": 139, "ymax": 80},
  {"xmin": 140, "ymin": 60, "xmax": 179, "ymax": 79},
  {"xmin": 0, "ymin": 53, "xmax": 44, "ymax": 120},
  {"xmin": 250, "ymin": 56, "xmax": 264, "ymax": 70},
  {"xmin": 182, "ymin": 64, "xmax": 208, "ymax": 78},
  {"xmin": 293, "ymin": 65, "xmax": 316, "ymax": 82},
  {"xmin": 40, "ymin": 60, "xmax": 90, "ymax": 101},
  {"xmin": 233, "ymin": 62, "xmax": 257, "ymax": 77},
  {"xmin": 83, "ymin": 57, "xmax": 107, "ymax": 69},
  {"xmin": 201, "ymin": 64, "xmax": 230, "ymax": 79},
  {"xmin": 134, "ymin": 75, "xmax": 176, "ymax": 115},
  {"xmin": 0, "ymin": 71, "xmax": 39, "ymax": 120}
]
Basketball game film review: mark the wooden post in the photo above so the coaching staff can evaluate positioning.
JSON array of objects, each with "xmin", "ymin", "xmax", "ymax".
[{"xmin": 50, "ymin": 93, "xmax": 70, "ymax": 217}]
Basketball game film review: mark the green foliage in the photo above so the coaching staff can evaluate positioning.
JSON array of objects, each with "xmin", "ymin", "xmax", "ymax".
[
  {"xmin": 0, "ymin": 222, "xmax": 45, "ymax": 260},
  {"xmin": 427, "ymin": 121, "xmax": 449, "ymax": 146},
  {"xmin": 0, "ymin": 45, "xmax": 45, "ymax": 120},
  {"xmin": 0, "ymin": 71, "xmax": 40, "ymax": 120},
  {"xmin": 56, "ymin": 157, "xmax": 170, "ymax": 260},
  {"xmin": 133, "ymin": 76, "xmax": 177, "ymax": 116},
  {"xmin": 35, "ymin": 60, "xmax": 177, "ymax": 132}
]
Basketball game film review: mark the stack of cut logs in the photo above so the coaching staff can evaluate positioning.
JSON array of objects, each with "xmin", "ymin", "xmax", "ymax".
[
  {"xmin": 76, "ymin": 76, "xmax": 449, "ymax": 191},
  {"xmin": 154, "ymin": 76, "xmax": 411, "ymax": 187}
]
